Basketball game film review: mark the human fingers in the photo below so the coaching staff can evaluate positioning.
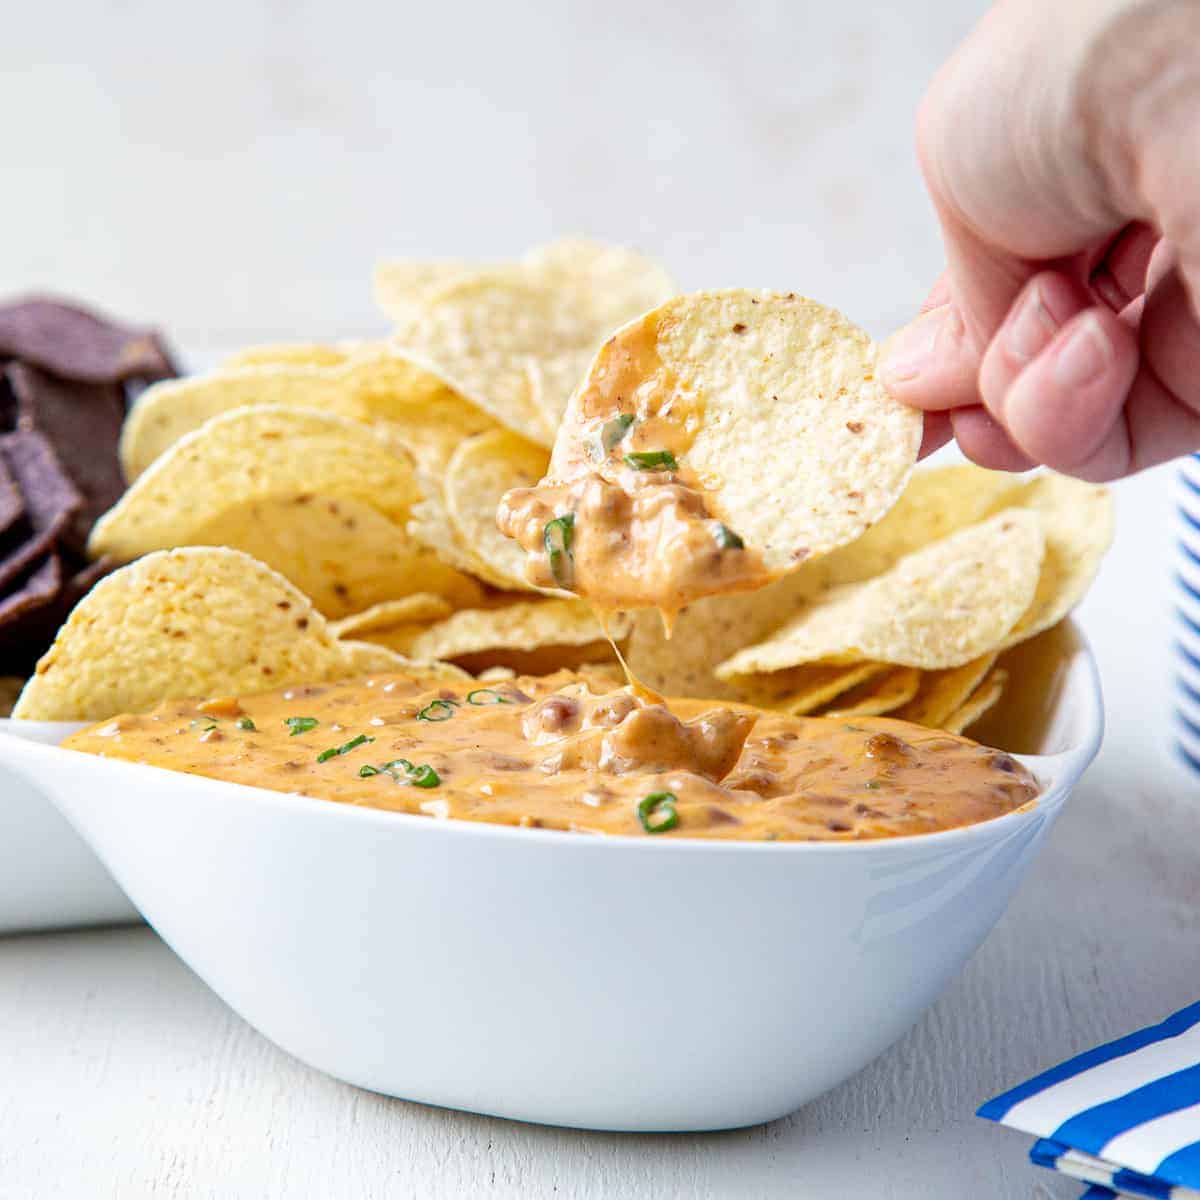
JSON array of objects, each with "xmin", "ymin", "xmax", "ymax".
[
  {"xmin": 948, "ymin": 407, "xmax": 1036, "ymax": 473},
  {"xmin": 1000, "ymin": 267, "xmax": 1200, "ymax": 480},
  {"xmin": 917, "ymin": 411, "xmax": 952, "ymax": 460}
]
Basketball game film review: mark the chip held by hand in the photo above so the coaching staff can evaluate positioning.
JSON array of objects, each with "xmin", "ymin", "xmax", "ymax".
[{"xmin": 497, "ymin": 289, "xmax": 922, "ymax": 620}]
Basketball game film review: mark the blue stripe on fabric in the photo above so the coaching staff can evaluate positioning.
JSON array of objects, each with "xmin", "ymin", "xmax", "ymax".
[
  {"xmin": 1175, "ymin": 741, "xmax": 1200, "ymax": 777},
  {"xmin": 1177, "ymin": 606, "xmax": 1200, "ymax": 641},
  {"xmin": 1175, "ymin": 710, "xmax": 1200, "ymax": 743},
  {"xmin": 1175, "ymin": 574, "xmax": 1200, "ymax": 609},
  {"xmin": 1178, "ymin": 539, "xmax": 1200, "ymax": 571},
  {"xmin": 1175, "ymin": 638, "xmax": 1200, "ymax": 674},
  {"xmin": 978, "ymin": 1002, "xmax": 1200, "ymax": 1122},
  {"xmin": 1180, "ymin": 470, "xmax": 1200, "ymax": 501},
  {"xmin": 1052, "ymin": 1064, "xmax": 1200, "ymax": 1156},
  {"xmin": 1178, "ymin": 504, "xmax": 1200, "ymax": 537},
  {"xmin": 1031, "ymin": 1137, "xmax": 1070, "ymax": 1168},
  {"xmin": 1155, "ymin": 1140, "xmax": 1200, "ymax": 1190},
  {"xmin": 1110, "ymin": 1167, "xmax": 1177, "ymax": 1199},
  {"xmin": 1080, "ymin": 1189, "xmax": 1119, "ymax": 1200},
  {"xmin": 1176, "ymin": 673, "xmax": 1200, "ymax": 706}
]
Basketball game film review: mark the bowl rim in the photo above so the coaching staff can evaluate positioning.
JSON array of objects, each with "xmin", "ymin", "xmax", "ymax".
[{"xmin": 0, "ymin": 628, "xmax": 1104, "ymax": 859}]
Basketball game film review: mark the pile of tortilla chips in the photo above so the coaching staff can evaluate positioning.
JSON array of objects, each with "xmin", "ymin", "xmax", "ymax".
[
  {"xmin": 11, "ymin": 240, "xmax": 1113, "ymax": 734},
  {"xmin": 630, "ymin": 468, "xmax": 1112, "ymax": 734}
]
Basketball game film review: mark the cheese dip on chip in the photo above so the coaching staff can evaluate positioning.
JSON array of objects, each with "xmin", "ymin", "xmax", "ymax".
[{"xmin": 498, "ymin": 290, "xmax": 921, "ymax": 621}]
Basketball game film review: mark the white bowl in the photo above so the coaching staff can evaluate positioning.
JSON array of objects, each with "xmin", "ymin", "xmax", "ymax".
[
  {"xmin": 0, "ymin": 623, "xmax": 1102, "ymax": 1130},
  {"xmin": 0, "ymin": 719, "xmax": 137, "ymax": 933}
]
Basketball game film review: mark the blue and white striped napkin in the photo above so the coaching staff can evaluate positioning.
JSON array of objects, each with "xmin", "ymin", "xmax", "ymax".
[{"xmin": 979, "ymin": 1001, "xmax": 1200, "ymax": 1199}]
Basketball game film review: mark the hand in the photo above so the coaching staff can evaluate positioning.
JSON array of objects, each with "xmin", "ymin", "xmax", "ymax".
[{"xmin": 881, "ymin": 0, "xmax": 1200, "ymax": 481}]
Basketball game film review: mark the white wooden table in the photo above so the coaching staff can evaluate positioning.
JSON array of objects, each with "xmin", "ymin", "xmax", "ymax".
[{"xmin": 2, "ymin": 462, "xmax": 1194, "ymax": 1200}]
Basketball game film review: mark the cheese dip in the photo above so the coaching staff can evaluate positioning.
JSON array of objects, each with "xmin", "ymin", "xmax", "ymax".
[{"xmin": 63, "ymin": 670, "xmax": 1038, "ymax": 841}]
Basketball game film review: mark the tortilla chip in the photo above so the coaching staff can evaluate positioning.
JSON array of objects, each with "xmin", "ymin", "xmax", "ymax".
[
  {"xmin": 445, "ymin": 429, "xmax": 550, "ymax": 591},
  {"xmin": 337, "ymin": 638, "xmax": 470, "ymax": 680},
  {"xmin": 0, "ymin": 675, "xmax": 24, "ymax": 717},
  {"xmin": 544, "ymin": 290, "xmax": 922, "ymax": 584},
  {"xmin": 0, "ymin": 554, "xmax": 61, "ymax": 624},
  {"xmin": 372, "ymin": 258, "xmax": 478, "ymax": 323},
  {"xmin": 739, "ymin": 662, "xmax": 886, "ymax": 714},
  {"xmin": 943, "ymin": 668, "xmax": 1008, "ymax": 735},
  {"xmin": 822, "ymin": 666, "xmax": 922, "ymax": 718},
  {"xmin": 13, "ymin": 548, "xmax": 459, "ymax": 720},
  {"xmin": 92, "ymin": 406, "xmax": 420, "ymax": 565},
  {"xmin": 988, "ymin": 475, "xmax": 1113, "ymax": 648},
  {"xmin": 406, "ymin": 598, "xmax": 629, "ymax": 664},
  {"xmin": 386, "ymin": 239, "xmax": 674, "ymax": 446},
  {"xmin": 120, "ymin": 348, "xmax": 495, "ymax": 480},
  {"xmin": 622, "ymin": 568, "xmax": 831, "ymax": 700},
  {"xmin": 0, "ymin": 296, "xmax": 177, "ymax": 385},
  {"xmin": 222, "ymin": 342, "xmax": 358, "ymax": 370},
  {"xmin": 0, "ymin": 431, "xmax": 83, "ymax": 591},
  {"xmin": 408, "ymin": 473, "xmax": 499, "ymax": 583},
  {"xmin": 4, "ymin": 363, "xmax": 127, "ymax": 554},
  {"xmin": 718, "ymin": 510, "xmax": 1045, "ymax": 677},
  {"xmin": 187, "ymin": 494, "xmax": 484, "ymax": 619},
  {"xmin": 330, "ymin": 594, "xmax": 455, "ymax": 639},
  {"xmin": 818, "ymin": 463, "xmax": 1020, "ymax": 587},
  {"xmin": 892, "ymin": 654, "xmax": 997, "ymax": 729}
]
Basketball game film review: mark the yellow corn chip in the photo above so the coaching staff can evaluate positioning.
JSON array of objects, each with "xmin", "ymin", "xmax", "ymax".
[
  {"xmin": 92, "ymin": 406, "xmax": 420, "ymax": 566},
  {"xmin": 188, "ymin": 495, "xmax": 483, "ymax": 619},
  {"xmin": 822, "ymin": 666, "xmax": 922, "ymax": 718},
  {"xmin": 222, "ymin": 343, "xmax": 359, "ymax": 370},
  {"xmin": 330, "ymin": 594, "xmax": 455, "ymax": 639},
  {"xmin": 740, "ymin": 662, "xmax": 886, "ymax": 714},
  {"xmin": 337, "ymin": 639, "xmax": 469, "ymax": 680},
  {"xmin": 13, "ymin": 548, "xmax": 458, "ymax": 721},
  {"xmin": 621, "ymin": 568, "xmax": 831, "ymax": 700},
  {"xmin": 718, "ymin": 510, "xmax": 1045, "ymax": 677},
  {"xmin": 943, "ymin": 668, "xmax": 1008, "ymax": 735},
  {"xmin": 120, "ymin": 348, "xmax": 495, "ymax": 480},
  {"xmin": 538, "ymin": 290, "xmax": 922, "ymax": 597},
  {"xmin": 445, "ymin": 429, "xmax": 550, "ymax": 591},
  {"xmin": 386, "ymin": 239, "xmax": 674, "ymax": 446},
  {"xmin": 892, "ymin": 653, "xmax": 997, "ymax": 729},
  {"xmin": 989, "ymin": 475, "xmax": 1113, "ymax": 648},
  {"xmin": 820, "ymin": 463, "xmax": 1021, "ymax": 586}
]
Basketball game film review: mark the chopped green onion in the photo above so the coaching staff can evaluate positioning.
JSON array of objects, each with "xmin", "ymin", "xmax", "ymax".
[
  {"xmin": 359, "ymin": 758, "xmax": 440, "ymax": 788},
  {"xmin": 624, "ymin": 449, "xmax": 677, "ymax": 471},
  {"xmin": 589, "ymin": 412, "xmax": 635, "ymax": 461},
  {"xmin": 637, "ymin": 791, "xmax": 679, "ymax": 834},
  {"xmin": 864, "ymin": 780, "xmax": 881, "ymax": 790},
  {"xmin": 417, "ymin": 698, "xmax": 459, "ymax": 722},
  {"xmin": 466, "ymin": 688, "xmax": 509, "ymax": 705},
  {"xmin": 408, "ymin": 764, "xmax": 441, "ymax": 788},
  {"xmin": 236, "ymin": 716, "xmax": 256, "ymax": 731},
  {"xmin": 543, "ymin": 513, "xmax": 575, "ymax": 588},
  {"xmin": 189, "ymin": 717, "xmax": 218, "ymax": 730},
  {"xmin": 316, "ymin": 733, "xmax": 375, "ymax": 763},
  {"xmin": 285, "ymin": 716, "xmax": 319, "ymax": 736},
  {"xmin": 714, "ymin": 523, "xmax": 744, "ymax": 550}
]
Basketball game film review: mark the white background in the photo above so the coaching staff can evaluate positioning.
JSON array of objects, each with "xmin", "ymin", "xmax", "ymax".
[
  {"xmin": 2, "ymin": 0, "xmax": 982, "ymax": 349},
  {"xmin": 4, "ymin": 3, "xmax": 1197, "ymax": 1198}
]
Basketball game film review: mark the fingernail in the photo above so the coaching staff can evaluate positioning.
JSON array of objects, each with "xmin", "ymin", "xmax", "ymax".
[
  {"xmin": 1053, "ymin": 313, "xmax": 1113, "ymax": 388},
  {"xmin": 1006, "ymin": 284, "xmax": 1058, "ymax": 361},
  {"xmin": 880, "ymin": 307, "xmax": 955, "ymax": 384}
]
